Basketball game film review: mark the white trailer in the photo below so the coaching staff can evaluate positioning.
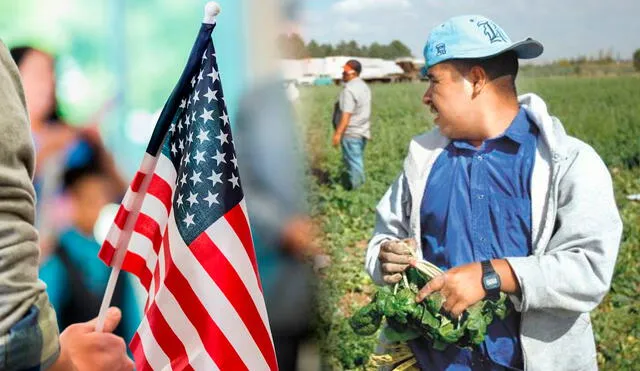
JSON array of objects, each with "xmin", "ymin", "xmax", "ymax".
[{"xmin": 281, "ymin": 56, "xmax": 406, "ymax": 85}]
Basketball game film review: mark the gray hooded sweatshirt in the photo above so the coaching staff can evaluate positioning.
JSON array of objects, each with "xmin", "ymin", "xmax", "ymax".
[{"xmin": 365, "ymin": 93, "xmax": 622, "ymax": 370}]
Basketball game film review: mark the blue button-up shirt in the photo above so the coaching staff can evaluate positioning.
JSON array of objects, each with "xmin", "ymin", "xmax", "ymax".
[{"xmin": 410, "ymin": 108, "xmax": 538, "ymax": 370}]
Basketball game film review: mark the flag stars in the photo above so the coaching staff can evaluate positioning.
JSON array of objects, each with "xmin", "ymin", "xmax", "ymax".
[
  {"xmin": 228, "ymin": 173, "xmax": 240, "ymax": 189},
  {"xmin": 200, "ymin": 108, "xmax": 214, "ymax": 123},
  {"xmin": 204, "ymin": 191, "xmax": 219, "ymax": 207},
  {"xmin": 220, "ymin": 112, "xmax": 230, "ymax": 126},
  {"xmin": 203, "ymin": 87, "xmax": 218, "ymax": 103},
  {"xmin": 212, "ymin": 149, "xmax": 226, "ymax": 166},
  {"xmin": 207, "ymin": 67, "xmax": 219, "ymax": 82},
  {"xmin": 193, "ymin": 150, "xmax": 206, "ymax": 165},
  {"xmin": 190, "ymin": 171, "xmax": 202, "ymax": 186},
  {"xmin": 197, "ymin": 129, "xmax": 210, "ymax": 143},
  {"xmin": 155, "ymin": 46, "xmax": 246, "ymax": 237},
  {"xmin": 183, "ymin": 212, "xmax": 195, "ymax": 228},
  {"xmin": 215, "ymin": 131, "xmax": 228, "ymax": 145},
  {"xmin": 187, "ymin": 192, "xmax": 199, "ymax": 207},
  {"xmin": 207, "ymin": 170, "xmax": 222, "ymax": 186}
]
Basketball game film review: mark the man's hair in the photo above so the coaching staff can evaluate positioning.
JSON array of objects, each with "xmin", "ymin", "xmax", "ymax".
[
  {"xmin": 452, "ymin": 51, "xmax": 519, "ymax": 95},
  {"xmin": 345, "ymin": 59, "xmax": 362, "ymax": 75}
]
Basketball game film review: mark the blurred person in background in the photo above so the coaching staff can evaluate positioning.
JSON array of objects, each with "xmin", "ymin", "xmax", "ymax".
[
  {"xmin": 10, "ymin": 45, "xmax": 127, "ymax": 261},
  {"xmin": 1, "ymin": 39, "xmax": 133, "ymax": 371},
  {"xmin": 38, "ymin": 139, "xmax": 141, "ymax": 348},
  {"xmin": 235, "ymin": 0, "xmax": 322, "ymax": 369},
  {"xmin": 332, "ymin": 59, "xmax": 371, "ymax": 190},
  {"xmin": 235, "ymin": 85, "xmax": 319, "ymax": 370}
]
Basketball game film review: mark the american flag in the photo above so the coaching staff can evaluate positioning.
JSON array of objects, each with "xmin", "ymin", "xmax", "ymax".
[{"xmin": 98, "ymin": 22, "xmax": 278, "ymax": 370}]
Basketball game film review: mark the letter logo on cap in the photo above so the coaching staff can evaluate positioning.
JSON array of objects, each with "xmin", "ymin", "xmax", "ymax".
[
  {"xmin": 436, "ymin": 43, "xmax": 447, "ymax": 56},
  {"xmin": 477, "ymin": 21, "xmax": 507, "ymax": 43}
]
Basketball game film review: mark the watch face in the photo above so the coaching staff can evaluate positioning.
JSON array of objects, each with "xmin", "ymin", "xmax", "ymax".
[{"xmin": 483, "ymin": 274, "xmax": 500, "ymax": 290}]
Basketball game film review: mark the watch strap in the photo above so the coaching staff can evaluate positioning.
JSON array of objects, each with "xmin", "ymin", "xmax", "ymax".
[{"xmin": 481, "ymin": 260, "xmax": 500, "ymax": 300}]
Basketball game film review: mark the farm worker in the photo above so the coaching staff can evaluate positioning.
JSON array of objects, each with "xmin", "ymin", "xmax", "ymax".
[
  {"xmin": 332, "ymin": 59, "xmax": 372, "ymax": 190},
  {"xmin": 0, "ymin": 41, "xmax": 133, "ymax": 370},
  {"xmin": 365, "ymin": 15, "xmax": 622, "ymax": 370}
]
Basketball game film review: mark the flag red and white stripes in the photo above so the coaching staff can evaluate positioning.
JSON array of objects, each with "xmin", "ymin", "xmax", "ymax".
[{"xmin": 100, "ymin": 152, "xmax": 277, "ymax": 370}]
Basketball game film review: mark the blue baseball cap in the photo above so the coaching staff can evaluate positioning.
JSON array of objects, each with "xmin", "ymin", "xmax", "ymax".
[{"xmin": 422, "ymin": 15, "xmax": 543, "ymax": 73}]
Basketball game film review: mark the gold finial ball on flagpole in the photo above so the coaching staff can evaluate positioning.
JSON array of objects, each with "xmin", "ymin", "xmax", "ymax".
[{"xmin": 203, "ymin": 2, "xmax": 221, "ymax": 24}]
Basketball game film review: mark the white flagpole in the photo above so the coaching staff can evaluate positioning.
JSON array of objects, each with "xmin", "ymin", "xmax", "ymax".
[
  {"xmin": 94, "ymin": 1, "xmax": 222, "ymax": 333},
  {"xmin": 95, "ymin": 267, "xmax": 121, "ymax": 331},
  {"xmin": 95, "ymin": 182, "xmax": 151, "ymax": 332},
  {"xmin": 95, "ymin": 154, "xmax": 158, "ymax": 332}
]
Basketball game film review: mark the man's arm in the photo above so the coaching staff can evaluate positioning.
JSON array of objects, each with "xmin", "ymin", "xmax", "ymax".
[
  {"xmin": 365, "ymin": 170, "xmax": 412, "ymax": 285},
  {"xmin": 332, "ymin": 112, "xmax": 352, "ymax": 147},
  {"xmin": 0, "ymin": 42, "xmax": 133, "ymax": 371},
  {"xmin": 416, "ymin": 259, "xmax": 520, "ymax": 317},
  {"xmin": 0, "ymin": 40, "xmax": 62, "ymax": 370},
  {"xmin": 332, "ymin": 89, "xmax": 355, "ymax": 147},
  {"xmin": 505, "ymin": 145, "xmax": 622, "ymax": 314}
]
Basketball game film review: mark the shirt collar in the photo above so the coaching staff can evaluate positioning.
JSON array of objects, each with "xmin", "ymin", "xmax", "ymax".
[{"xmin": 502, "ymin": 107, "xmax": 530, "ymax": 145}]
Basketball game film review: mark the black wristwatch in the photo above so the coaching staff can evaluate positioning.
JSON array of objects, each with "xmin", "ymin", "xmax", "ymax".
[{"xmin": 481, "ymin": 260, "xmax": 501, "ymax": 301}]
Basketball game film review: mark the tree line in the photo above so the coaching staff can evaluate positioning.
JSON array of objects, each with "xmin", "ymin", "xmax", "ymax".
[
  {"xmin": 276, "ymin": 33, "xmax": 640, "ymax": 73},
  {"xmin": 278, "ymin": 33, "xmax": 413, "ymax": 60}
]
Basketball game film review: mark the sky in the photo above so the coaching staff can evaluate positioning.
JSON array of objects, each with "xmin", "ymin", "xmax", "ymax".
[{"xmin": 299, "ymin": 0, "xmax": 640, "ymax": 63}]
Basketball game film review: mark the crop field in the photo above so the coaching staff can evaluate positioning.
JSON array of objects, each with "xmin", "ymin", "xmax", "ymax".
[{"xmin": 301, "ymin": 76, "xmax": 640, "ymax": 370}]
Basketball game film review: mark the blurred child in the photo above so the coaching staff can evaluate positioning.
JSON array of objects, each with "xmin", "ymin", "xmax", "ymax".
[{"xmin": 38, "ymin": 140, "xmax": 141, "ymax": 347}]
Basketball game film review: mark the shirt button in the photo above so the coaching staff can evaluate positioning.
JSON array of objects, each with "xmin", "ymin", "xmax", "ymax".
[
  {"xmin": 478, "ymin": 194, "xmax": 485, "ymax": 199},
  {"xmin": 476, "ymin": 155, "xmax": 483, "ymax": 160}
]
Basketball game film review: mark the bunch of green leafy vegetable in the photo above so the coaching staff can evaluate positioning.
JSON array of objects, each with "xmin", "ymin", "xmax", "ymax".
[{"xmin": 349, "ymin": 263, "xmax": 509, "ymax": 351}]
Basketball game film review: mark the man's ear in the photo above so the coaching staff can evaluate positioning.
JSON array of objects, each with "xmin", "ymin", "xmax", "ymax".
[{"xmin": 468, "ymin": 66, "xmax": 487, "ymax": 97}]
